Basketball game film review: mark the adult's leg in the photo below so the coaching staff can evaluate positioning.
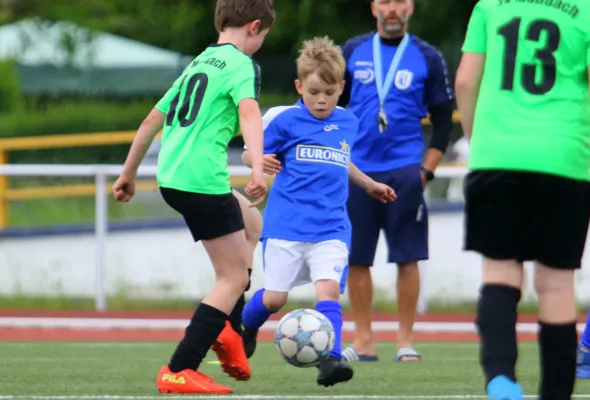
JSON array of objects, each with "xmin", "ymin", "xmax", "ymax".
[
  {"xmin": 342, "ymin": 178, "xmax": 384, "ymax": 361},
  {"xmin": 382, "ymin": 164, "xmax": 427, "ymax": 361}
]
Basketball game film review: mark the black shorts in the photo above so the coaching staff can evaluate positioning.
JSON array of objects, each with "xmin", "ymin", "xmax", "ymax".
[
  {"xmin": 464, "ymin": 170, "xmax": 590, "ymax": 269},
  {"xmin": 160, "ymin": 187, "xmax": 244, "ymax": 242}
]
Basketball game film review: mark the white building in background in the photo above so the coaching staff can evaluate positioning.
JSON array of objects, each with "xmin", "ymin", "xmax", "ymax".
[{"xmin": 0, "ymin": 18, "xmax": 192, "ymax": 68}]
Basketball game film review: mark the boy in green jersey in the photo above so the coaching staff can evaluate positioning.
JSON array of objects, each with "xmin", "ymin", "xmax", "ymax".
[
  {"xmin": 455, "ymin": 1, "xmax": 590, "ymax": 399},
  {"xmin": 112, "ymin": 0, "xmax": 274, "ymax": 394}
]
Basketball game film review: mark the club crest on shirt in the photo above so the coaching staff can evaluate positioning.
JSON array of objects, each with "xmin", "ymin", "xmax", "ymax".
[{"xmin": 394, "ymin": 70, "xmax": 414, "ymax": 90}]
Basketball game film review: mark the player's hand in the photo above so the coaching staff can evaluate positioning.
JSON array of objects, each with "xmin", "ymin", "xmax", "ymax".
[
  {"xmin": 366, "ymin": 181, "xmax": 396, "ymax": 204},
  {"xmin": 263, "ymin": 154, "xmax": 281, "ymax": 175},
  {"xmin": 245, "ymin": 170, "xmax": 267, "ymax": 208},
  {"xmin": 112, "ymin": 175, "xmax": 136, "ymax": 202},
  {"xmin": 419, "ymin": 171, "xmax": 427, "ymax": 189}
]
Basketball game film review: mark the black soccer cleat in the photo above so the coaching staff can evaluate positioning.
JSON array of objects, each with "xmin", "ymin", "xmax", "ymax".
[
  {"xmin": 242, "ymin": 325, "xmax": 258, "ymax": 358},
  {"xmin": 316, "ymin": 357, "xmax": 354, "ymax": 387}
]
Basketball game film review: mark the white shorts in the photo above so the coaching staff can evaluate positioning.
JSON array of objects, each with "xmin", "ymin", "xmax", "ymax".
[{"xmin": 262, "ymin": 239, "xmax": 349, "ymax": 293}]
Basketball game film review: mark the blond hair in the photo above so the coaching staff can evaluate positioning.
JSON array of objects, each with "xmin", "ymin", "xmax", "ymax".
[{"xmin": 296, "ymin": 36, "xmax": 346, "ymax": 85}]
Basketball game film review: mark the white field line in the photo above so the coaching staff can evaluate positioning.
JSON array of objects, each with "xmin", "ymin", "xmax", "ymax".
[{"xmin": 0, "ymin": 317, "xmax": 585, "ymax": 333}]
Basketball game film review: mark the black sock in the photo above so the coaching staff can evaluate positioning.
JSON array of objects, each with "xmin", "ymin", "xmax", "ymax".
[
  {"xmin": 168, "ymin": 303, "xmax": 228, "ymax": 372},
  {"xmin": 228, "ymin": 268, "xmax": 252, "ymax": 334},
  {"xmin": 476, "ymin": 284, "xmax": 521, "ymax": 385},
  {"xmin": 538, "ymin": 321, "xmax": 577, "ymax": 400}
]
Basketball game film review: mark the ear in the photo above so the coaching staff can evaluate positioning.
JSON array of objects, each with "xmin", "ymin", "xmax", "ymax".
[
  {"xmin": 248, "ymin": 20, "xmax": 262, "ymax": 35},
  {"xmin": 294, "ymin": 79, "xmax": 304, "ymax": 95},
  {"xmin": 370, "ymin": 1, "xmax": 378, "ymax": 18},
  {"xmin": 338, "ymin": 80, "xmax": 345, "ymax": 95},
  {"xmin": 407, "ymin": 0, "xmax": 415, "ymax": 17}
]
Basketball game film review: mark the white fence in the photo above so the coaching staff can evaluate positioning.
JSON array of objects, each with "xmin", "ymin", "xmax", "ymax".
[{"xmin": 0, "ymin": 164, "xmax": 468, "ymax": 311}]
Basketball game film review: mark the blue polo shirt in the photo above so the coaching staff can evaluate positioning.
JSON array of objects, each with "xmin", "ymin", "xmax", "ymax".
[{"xmin": 339, "ymin": 32, "xmax": 454, "ymax": 173}]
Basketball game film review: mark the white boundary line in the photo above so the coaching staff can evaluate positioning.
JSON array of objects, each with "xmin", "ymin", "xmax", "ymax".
[
  {"xmin": 2, "ymin": 396, "xmax": 590, "ymax": 399},
  {"xmin": 0, "ymin": 318, "xmax": 585, "ymax": 333}
]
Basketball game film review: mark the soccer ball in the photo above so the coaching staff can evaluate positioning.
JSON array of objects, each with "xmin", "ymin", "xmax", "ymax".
[{"xmin": 274, "ymin": 308, "xmax": 335, "ymax": 368}]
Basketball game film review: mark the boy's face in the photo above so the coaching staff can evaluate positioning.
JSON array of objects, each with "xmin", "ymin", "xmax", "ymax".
[
  {"xmin": 295, "ymin": 73, "xmax": 344, "ymax": 120},
  {"xmin": 245, "ymin": 20, "xmax": 269, "ymax": 55}
]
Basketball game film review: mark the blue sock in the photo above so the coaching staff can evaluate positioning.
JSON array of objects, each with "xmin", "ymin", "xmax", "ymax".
[
  {"xmin": 582, "ymin": 312, "xmax": 590, "ymax": 347},
  {"xmin": 316, "ymin": 300, "xmax": 343, "ymax": 360},
  {"xmin": 242, "ymin": 289, "xmax": 274, "ymax": 330}
]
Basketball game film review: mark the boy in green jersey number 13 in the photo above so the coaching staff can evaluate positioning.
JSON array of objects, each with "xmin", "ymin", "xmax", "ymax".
[
  {"xmin": 455, "ymin": 1, "xmax": 590, "ymax": 399},
  {"xmin": 112, "ymin": 0, "xmax": 275, "ymax": 395}
]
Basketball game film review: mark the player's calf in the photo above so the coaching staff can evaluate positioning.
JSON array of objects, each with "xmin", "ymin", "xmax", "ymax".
[
  {"xmin": 475, "ymin": 260, "xmax": 523, "ymax": 398},
  {"xmin": 534, "ymin": 264, "xmax": 577, "ymax": 400},
  {"xmin": 314, "ymin": 279, "xmax": 353, "ymax": 386},
  {"xmin": 241, "ymin": 289, "xmax": 286, "ymax": 358}
]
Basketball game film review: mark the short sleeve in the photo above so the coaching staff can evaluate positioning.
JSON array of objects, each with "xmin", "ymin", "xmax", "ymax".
[
  {"xmin": 424, "ymin": 47, "xmax": 455, "ymax": 107},
  {"xmin": 229, "ymin": 59, "xmax": 261, "ymax": 106},
  {"xmin": 155, "ymin": 75, "xmax": 183, "ymax": 114},
  {"xmin": 462, "ymin": 3, "xmax": 487, "ymax": 54},
  {"xmin": 263, "ymin": 109, "xmax": 290, "ymax": 155}
]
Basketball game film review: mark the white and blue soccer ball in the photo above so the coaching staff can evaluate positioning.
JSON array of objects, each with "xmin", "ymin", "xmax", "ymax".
[{"xmin": 274, "ymin": 308, "xmax": 335, "ymax": 368}]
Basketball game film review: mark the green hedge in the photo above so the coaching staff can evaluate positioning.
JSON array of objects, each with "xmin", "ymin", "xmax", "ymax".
[
  {"xmin": 1, "ymin": 100, "xmax": 154, "ymax": 164},
  {"xmin": 0, "ymin": 60, "xmax": 25, "ymax": 114},
  {"xmin": 0, "ymin": 93, "xmax": 299, "ymax": 164}
]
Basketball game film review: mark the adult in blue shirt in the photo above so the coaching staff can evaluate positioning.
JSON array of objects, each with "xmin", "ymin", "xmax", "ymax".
[{"xmin": 339, "ymin": 0, "xmax": 455, "ymax": 363}]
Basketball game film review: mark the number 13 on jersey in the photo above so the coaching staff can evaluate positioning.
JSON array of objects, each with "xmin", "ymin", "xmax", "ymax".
[{"xmin": 498, "ymin": 17, "xmax": 561, "ymax": 95}]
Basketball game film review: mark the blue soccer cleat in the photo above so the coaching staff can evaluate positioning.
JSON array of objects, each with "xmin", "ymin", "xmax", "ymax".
[
  {"xmin": 577, "ymin": 343, "xmax": 590, "ymax": 379},
  {"xmin": 486, "ymin": 376, "xmax": 523, "ymax": 400}
]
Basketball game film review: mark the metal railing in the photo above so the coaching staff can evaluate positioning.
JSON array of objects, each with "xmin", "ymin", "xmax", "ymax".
[{"xmin": 0, "ymin": 163, "xmax": 469, "ymax": 312}]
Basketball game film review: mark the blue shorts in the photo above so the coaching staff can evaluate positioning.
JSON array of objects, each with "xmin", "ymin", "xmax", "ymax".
[{"xmin": 347, "ymin": 163, "xmax": 429, "ymax": 266}]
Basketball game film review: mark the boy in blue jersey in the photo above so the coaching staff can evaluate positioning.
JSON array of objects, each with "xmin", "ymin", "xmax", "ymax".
[{"xmin": 240, "ymin": 36, "xmax": 396, "ymax": 387}]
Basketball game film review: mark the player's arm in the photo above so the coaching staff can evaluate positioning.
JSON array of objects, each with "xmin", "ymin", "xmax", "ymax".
[
  {"xmin": 122, "ymin": 108, "xmax": 165, "ymax": 177},
  {"xmin": 243, "ymin": 107, "xmax": 290, "ymax": 175},
  {"xmin": 455, "ymin": 53, "xmax": 485, "ymax": 140},
  {"xmin": 455, "ymin": 3, "xmax": 487, "ymax": 140},
  {"xmin": 422, "ymin": 46, "xmax": 455, "ymax": 185},
  {"xmin": 349, "ymin": 162, "xmax": 396, "ymax": 204},
  {"xmin": 113, "ymin": 107, "xmax": 165, "ymax": 202},
  {"xmin": 230, "ymin": 60, "xmax": 268, "ymax": 204},
  {"xmin": 239, "ymin": 98, "xmax": 265, "ymax": 174}
]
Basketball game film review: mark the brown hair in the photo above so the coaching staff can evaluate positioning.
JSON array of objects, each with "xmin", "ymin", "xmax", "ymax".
[
  {"xmin": 296, "ymin": 36, "xmax": 346, "ymax": 85},
  {"xmin": 214, "ymin": 0, "xmax": 275, "ymax": 32}
]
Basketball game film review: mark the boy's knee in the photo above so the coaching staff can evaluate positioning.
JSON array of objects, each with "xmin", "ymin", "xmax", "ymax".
[
  {"xmin": 315, "ymin": 279, "xmax": 340, "ymax": 302},
  {"xmin": 534, "ymin": 264, "xmax": 575, "ymax": 295},
  {"xmin": 263, "ymin": 290, "xmax": 288, "ymax": 311}
]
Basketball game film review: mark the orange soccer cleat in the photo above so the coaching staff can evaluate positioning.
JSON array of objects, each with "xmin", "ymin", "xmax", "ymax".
[
  {"xmin": 212, "ymin": 320, "xmax": 252, "ymax": 381},
  {"xmin": 156, "ymin": 365, "xmax": 232, "ymax": 394}
]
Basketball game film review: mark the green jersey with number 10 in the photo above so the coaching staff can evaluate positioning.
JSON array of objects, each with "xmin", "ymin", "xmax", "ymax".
[
  {"xmin": 462, "ymin": 0, "xmax": 590, "ymax": 182},
  {"xmin": 155, "ymin": 43, "xmax": 261, "ymax": 194}
]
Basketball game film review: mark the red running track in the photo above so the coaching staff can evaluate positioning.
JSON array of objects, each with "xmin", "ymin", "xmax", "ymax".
[{"xmin": 0, "ymin": 309, "xmax": 586, "ymax": 342}]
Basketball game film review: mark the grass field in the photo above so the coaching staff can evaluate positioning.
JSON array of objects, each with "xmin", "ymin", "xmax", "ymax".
[{"xmin": 2, "ymin": 342, "xmax": 590, "ymax": 399}]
